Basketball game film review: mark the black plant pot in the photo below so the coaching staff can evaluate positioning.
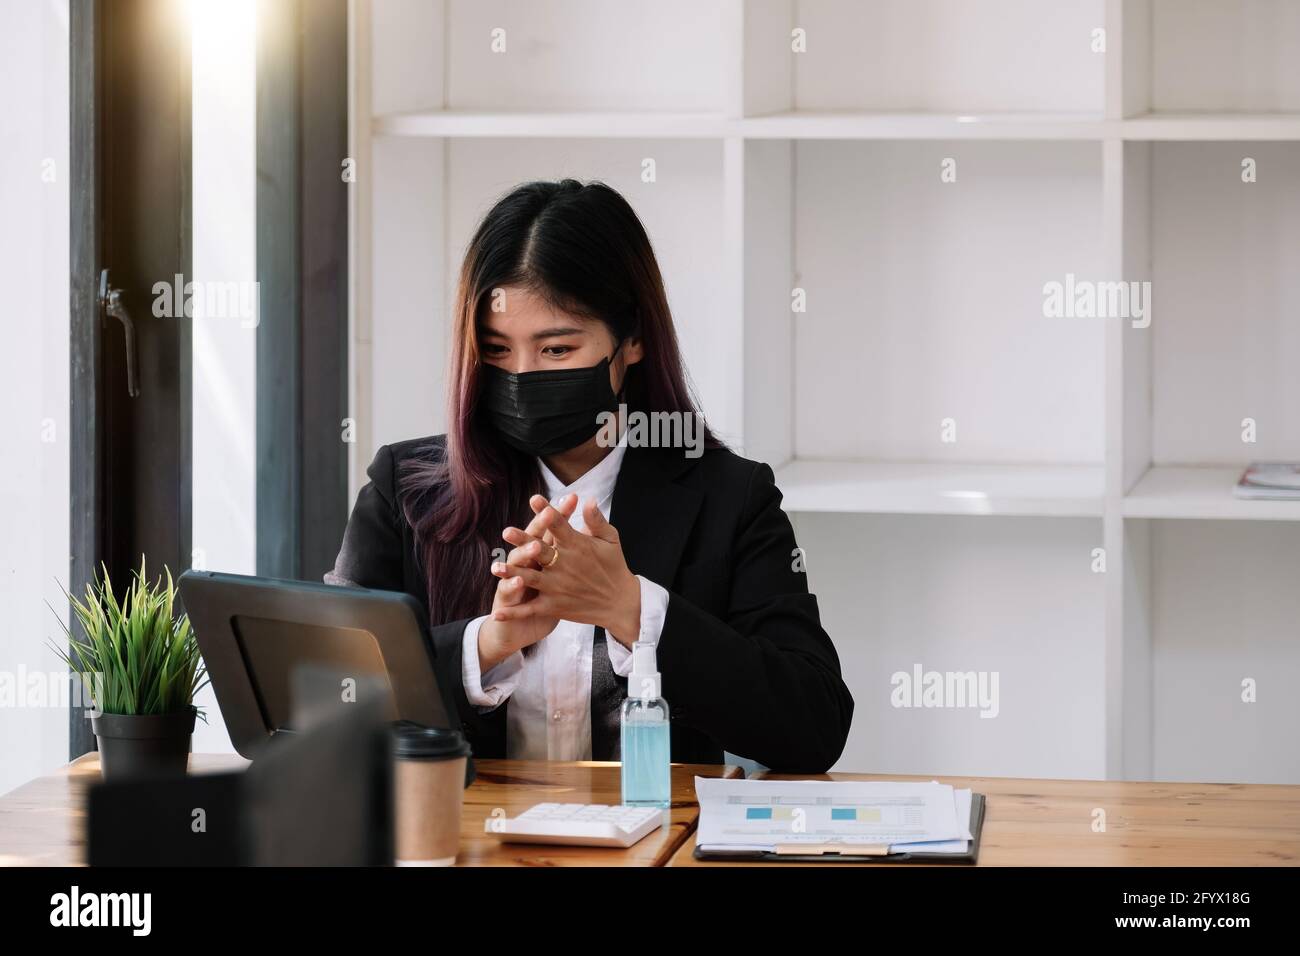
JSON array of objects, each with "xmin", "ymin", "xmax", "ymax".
[{"xmin": 90, "ymin": 707, "xmax": 197, "ymax": 780}]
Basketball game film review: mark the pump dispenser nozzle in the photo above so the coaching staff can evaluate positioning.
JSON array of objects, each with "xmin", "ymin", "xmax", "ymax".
[{"xmin": 628, "ymin": 640, "xmax": 661, "ymax": 700}]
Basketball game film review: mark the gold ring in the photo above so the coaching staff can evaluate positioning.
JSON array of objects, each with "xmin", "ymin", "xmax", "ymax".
[{"xmin": 542, "ymin": 545, "xmax": 560, "ymax": 569}]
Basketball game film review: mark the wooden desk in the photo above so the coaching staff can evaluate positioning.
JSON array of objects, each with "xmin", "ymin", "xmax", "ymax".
[
  {"xmin": 0, "ymin": 753, "xmax": 739, "ymax": 867},
  {"xmin": 668, "ymin": 771, "xmax": 1300, "ymax": 866}
]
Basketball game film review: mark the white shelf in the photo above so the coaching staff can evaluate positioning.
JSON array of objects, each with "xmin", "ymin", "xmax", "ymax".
[
  {"xmin": 374, "ymin": 107, "xmax": 1107, "ymax": 141},
  {"xmin": 373, "ymin": 109, "xmax": 1108, "ymax": 141},
  {"xmin": 738, "ymin": 111, "xmax": 1107, "ymax": 140},
  {"xmin": 1124, "ymin": 466, "xmax": 1300, "ymax": 521},
  {"xmin": 372, "ymin": 109, "xmax": 730, "ymax": 139},
  {"xmin": 373, "ymin": 109, "xmax": 1300, "ymax": 143},
  {"xmin": 1121, "ymin": 112, "xmax": 1300, "ymax": 140},
  {"xmin": 773, "ymin": 460, "xmax": 1104, "ymax": 518}
]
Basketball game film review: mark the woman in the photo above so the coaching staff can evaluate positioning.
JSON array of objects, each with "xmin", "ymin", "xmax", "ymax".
[{"xmin": 327, "ymin": 179, "xmax": 853, "ymax": 773}]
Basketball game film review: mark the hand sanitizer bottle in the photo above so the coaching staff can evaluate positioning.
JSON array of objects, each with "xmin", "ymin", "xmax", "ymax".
[{"xmin": 620, "ymin": 640, "xmax": 671, "ymax": 808}]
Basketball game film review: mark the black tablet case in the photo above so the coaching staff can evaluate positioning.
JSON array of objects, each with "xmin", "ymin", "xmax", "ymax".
[
  {"xmin": 178, "ymin": 570, "xmax": 474, "ymax": 788},
  {"xmin": 692, "ymin": 792, "xmax": 986, "ymax": 863}
]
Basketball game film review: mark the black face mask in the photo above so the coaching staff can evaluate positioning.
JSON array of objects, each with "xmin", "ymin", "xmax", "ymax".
[{"xmin": 481, "ymin": 352, "xmax": 621, "ymax": 457}]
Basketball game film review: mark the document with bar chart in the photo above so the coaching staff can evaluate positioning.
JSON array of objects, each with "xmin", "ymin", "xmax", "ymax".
[{"xmin": 693, "ymin": 777, "xmax": 972, "ymax": 853}]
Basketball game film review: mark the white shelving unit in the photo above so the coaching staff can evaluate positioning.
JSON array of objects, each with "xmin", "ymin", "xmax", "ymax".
[
  {"xmin": 773, "ymin": 461, "xmax": 1105, "ymax": 518},
  {"xmin": 349, "ymin": 0, "xmax": 1300, "ymax": 784}
]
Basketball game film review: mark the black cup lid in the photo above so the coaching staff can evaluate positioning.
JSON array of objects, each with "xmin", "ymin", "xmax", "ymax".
[{"xmin": 391, "ymin": 720, "xmax": 472, "ymax": 760}]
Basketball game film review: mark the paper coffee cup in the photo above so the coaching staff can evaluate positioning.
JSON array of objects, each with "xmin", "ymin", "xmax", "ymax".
[{"xmin": 391, "ymin": 721, "xmax": 472, "ymax": 866}]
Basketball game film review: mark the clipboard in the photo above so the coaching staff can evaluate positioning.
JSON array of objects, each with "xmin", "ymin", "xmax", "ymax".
[{"xmin": 692, "ymin": 792, "xmax": 986, "ymax": 864}]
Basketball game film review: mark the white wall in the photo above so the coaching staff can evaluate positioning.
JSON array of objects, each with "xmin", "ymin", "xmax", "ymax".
[
  {"xmin": 1151, "ymin": 519, "xmax": 1300, "ymax": 784},
  {"xmin": 799, "ymin": 513, "xmax": 1107, "ymax": 778},
  {"xmin": 792, "ymin": 140, "xmax": 1104, "ymax": 464},
  {"xmin": 792, "ymin": 0, "xmax": 1104, "ymax": 113},
  {"xmin": 1150, "ymin": 142, "xmax": 1300, "ymax": 465},
  {"xmin": 0, "ymin": 0, "xmax": 70, "ymax": 797},
  {"xmin": 1151, "ymin": 0, "xmax": 1300, "ymax": 112}
]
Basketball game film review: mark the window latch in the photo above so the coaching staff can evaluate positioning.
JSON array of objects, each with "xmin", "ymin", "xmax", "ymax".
[{"xmin": 98, "ymin": 269, "xmax": 140, "ymax": 398}]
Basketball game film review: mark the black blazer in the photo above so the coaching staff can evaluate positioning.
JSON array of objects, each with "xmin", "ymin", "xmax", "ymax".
[{"xmin": 326, "ymin": 436, "xmax": 854, "ymax": 773}]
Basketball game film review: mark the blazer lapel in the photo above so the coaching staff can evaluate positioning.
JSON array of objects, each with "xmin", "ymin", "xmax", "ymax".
[
  {"xmin": 609, "ymin": 443, "xmax": 703, "ymax": 589},
  {"xmin": 589, "ymin": 443, "xmax": 702, "ymax": 760}
]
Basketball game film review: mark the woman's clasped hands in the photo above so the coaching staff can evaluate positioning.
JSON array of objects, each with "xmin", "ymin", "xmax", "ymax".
[{"xmin": 475, "ymin": 493, "xmax": 641, "ymax": 672}]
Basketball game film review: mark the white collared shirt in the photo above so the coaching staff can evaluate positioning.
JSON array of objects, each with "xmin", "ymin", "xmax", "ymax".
[{"xmin": 459, "ymin": 436, "xmax": 669, "ymax": 760}]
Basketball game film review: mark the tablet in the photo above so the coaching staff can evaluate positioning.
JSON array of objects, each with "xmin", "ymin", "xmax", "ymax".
[{"xmin": 178, "ymin": 571, "xmax": 471, "ymax": 785}]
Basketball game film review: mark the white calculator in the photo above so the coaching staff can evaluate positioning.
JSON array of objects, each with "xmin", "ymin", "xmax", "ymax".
[{"xmin": 484, "ymin": 802, "xmax": 666, "ymax": 848}]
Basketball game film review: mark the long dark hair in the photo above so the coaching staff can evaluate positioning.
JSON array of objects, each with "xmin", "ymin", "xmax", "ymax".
[{"xmin": 398, "ymin": 179, "xmax": 719, "ymax": 627}]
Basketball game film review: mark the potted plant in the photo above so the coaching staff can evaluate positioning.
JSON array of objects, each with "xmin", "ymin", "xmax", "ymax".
[{"xmin": 49, "ymin": 558, "xmax": 209, "ymax": 780}]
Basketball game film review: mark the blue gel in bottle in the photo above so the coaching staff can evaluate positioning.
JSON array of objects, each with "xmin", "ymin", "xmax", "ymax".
[{"xmin": 620, "ymin": 640, "xmax": 671, "ymax": 809}]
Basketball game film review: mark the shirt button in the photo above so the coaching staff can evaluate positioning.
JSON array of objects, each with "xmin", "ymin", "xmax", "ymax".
[{"xmin": 552, "ymin": 710, "xmax": 564, "ymax": 722}]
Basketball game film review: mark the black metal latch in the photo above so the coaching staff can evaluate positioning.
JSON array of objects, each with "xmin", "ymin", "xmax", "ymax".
[{"xmin": 98, "ymin": 269, "xmax": 140, "ymax": 398}]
